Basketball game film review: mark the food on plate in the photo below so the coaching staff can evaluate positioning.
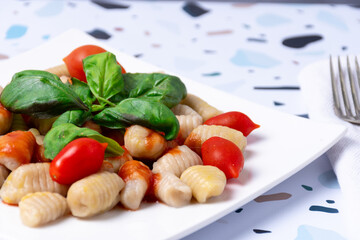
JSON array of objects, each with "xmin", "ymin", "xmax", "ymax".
[
  {"xmin": 153, "ymin": 171, "xmax": 192, "ymax": 207},
  {"xmin": 19, "ymin": 192, "xmax": 69, "ymax": 227},
  {"xmin": 180, "ymin": 165, "xmax": 226, "ymax": 203},
  {"xmin": 124, "ymin": 125, "xmax": 167, "ymax": 160},
  {"xmin": 67, "ymin": 171, "xmax": 124, "ymax": 218},
  {"xmin": 204, "ymin": 111, "xmax": 260, "ymax": 137},
  {"xmin": 0, "ymin": 44, "xmax": 259, "ymax": 226},
  {"xmin": 0, "ymin": 163, "xmax": 68, "ymax": 204},
  {"xmin": 152, "ymin": 145, "xmax": 202, "ymax": 177},
  {"xmin": 184, "ymin": 124, "xmax": 247, "ymax": 155},
  {"xmin": 181, "ymin": 93, "xmax": 223, "ymax": 121},
  {"xmin": 201, "ymin": 136, "xmax": 244, "ymax": 179},
  {"xmin": 0, "ymin": 130, "xmax": 36, "ymax": 170},
  {"xmin": 171, "ymin": 104, "xmax": 203, "ymax": 144},
  {"xmin": 63, "ymin": 44, "xmax": 126, "ymax": 82},
  {"xmin": 45, "ymin": 64, "xmax": 71, "ymax": 78},
  {"xmin": 119, "ymin": 160, "xmax": 153, "ymax": 210},
  {"xmin": 49, "ymin": 138, "xmax": 108, "ymax": 185},
  {"xmin": 0, "ymin": 103, "xmax": 12, "ymax": 134},
  {"xmin": 0, "ymin": 165, "xmax": 9, "ymax": 188}
]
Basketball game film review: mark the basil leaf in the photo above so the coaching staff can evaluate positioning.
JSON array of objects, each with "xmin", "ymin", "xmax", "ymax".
[
  {"xmin": 44, "ymin": 123, "xmax": 124, "ymax": 160},
  {"xmin": 0, "ymin": 70, "xmax": 88, "ymax": 118},
  {"xmin": 66, "ymin": 77, "xmax": 96, "ymax": 107},
  {"xmin": 111, "ymin": 73, "xmax": 187, "ymax": 108},
  {"xmin": 93, "ymin": 98, "xmax": 179, "ymax": 140},
  {"xmin": 83, "ymin": 52, "xmax": 124, "ymax": 105},
  {"xmin": 52, "ymin": 110, "xmax": 93, "ymax": 128}
]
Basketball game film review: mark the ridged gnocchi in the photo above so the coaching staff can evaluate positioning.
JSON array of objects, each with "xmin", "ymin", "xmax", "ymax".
[
  {"xmin": 171, "ymin": 104, "xmax": 202, "ymax": 117},
  {"xmin": 184, "ymin": 125, "xmax": 247, "ymax": 155},
  {"xmin": 0, "ymin": 163, "xmax": 68, "ymax": 204},
  {"xmin": 19, "ymin": 192, "xmax": 69, "ymax": 227},
  {"xmin": 153, "ymin": 172, "xmax": 192, "ymax": 207},
  {"xmin": 180, "ymin": 93, "xmax": 222, "ymax": 121},
  {"xmin": 67, "ymin": 171, "xmax": 124, "ymax": 218},
  {"xmin": 152, "ymin": 145, "xmax": 202, "ymax": 177},
  {"xmin": 180, "ymin": 165, "xmax": 226, "ymax": 203}
]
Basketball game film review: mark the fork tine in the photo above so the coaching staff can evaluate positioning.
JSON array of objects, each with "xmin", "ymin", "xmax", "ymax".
[
  {"xmin": 347, "ymin": 56, "xmax": 360, "ymax": 116},
  {"xmin": 338, "ymin": 56, "xmax": 352, "ymax": 117},
  {"xmin": 356, "ymin": 56, "xmax": 360, "ymax": 85},
  {"xmin": 330, "ymin": 56, "xmax": 342, "ymax": 116}
]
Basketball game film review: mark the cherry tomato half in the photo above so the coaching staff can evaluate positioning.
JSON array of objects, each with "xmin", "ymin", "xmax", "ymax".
[
  {"xmin": 201, "ymin": 136, "xmax": 244, "ymax": 179},
  {"xmin": 204, "ymin": 111, "xmax": 260, "ymax": 137},
  {"xmin": 49, "ymin": 138, "xmax": 108, "ymax": 185},
  {"xmin": 63, "ymin": 45, "xmax": 126, "ymax": 82}
]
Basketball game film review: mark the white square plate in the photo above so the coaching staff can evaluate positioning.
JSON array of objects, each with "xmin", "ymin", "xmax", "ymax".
[{"xmin": 0, "ymin": 29, "xmax": 346, "ymax": 240}]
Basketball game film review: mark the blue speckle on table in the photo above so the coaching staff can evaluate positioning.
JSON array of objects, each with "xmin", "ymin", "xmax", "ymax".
[
  {"xmin": 326, "ymin": 200, "xmax": 335, "ymax": 204},
  {"xmin": 231, "ymin": 49, "xmax": 281, "ymax": 68},
  {"xmin": 297, "ymin": 113, "xmax": 309, "ymax": 118},
  {"xmin": 309, "ymin": 205, "xmax": 339, "ymax": 214},
  {"xmin": 256, "ymin": 13, "xmax": 291, "ymax": 27},
  {"xmin": 295, "ymin": 225, "xmax": 346, "ymax": 240},
  {"xmin": 274, "ymin": 101, "xmax": 284, "ymax": 106},
  {"xmin": 202, "ymin": 72, "xmax": 221, "ymax": 77},
  {"xmin": 253, "ymin": 229, "xmax": 272, "ymax": 234},
  {"xmin": 6, "ymin": 25, "xmax": 27, "ymax": 39},
  {"xmin": 247, "ymin": 37, "xmax": 267, "ymax": 43},
  {"xmin": 317, "ymin": 11, "xmax": 348, "ymax": 31},
  {"xmin": 235, "ymin": 208, "xmax": 243, "ymax": 213},
  {"xmin": 183, "ymin": 2, "xmax": 209, "ymax": 17},
  {"xmin": 91, "ymin": 0, "xmax": 130, "ymax": 9},
  {"xmin": 282, "ymin": 35, "xmax": 323, "ymax": 48},
  {"xmin": 301, "ymin": 185, "xmax": 313, "ymax": 191},
  {"xmin": 318, "ymin": 170, "xmax": 340, "ymax": 189},
  {"xmin": 87, "ymin": 29, "xmax": 112, "ymax": 40},
  {"xmin": 35, "ymin": 1, "xmax": 64, "ymax": 17}
]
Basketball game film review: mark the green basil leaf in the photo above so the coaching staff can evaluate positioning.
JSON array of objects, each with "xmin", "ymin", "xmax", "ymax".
[
  {"xmin": 83, "ymin": 52, "xmax": 124, "ymax": 105},
  {"xmin": 0, "ymin": 70, "xmax": 88, "ymax": 118},
  {"xmin": 44, "ymin": 123, "xmax": 124, "ymax": 160},
  {"xmin": 52, "ymin": 110, "xmax": 93, "ymax": 128},
  {"xmin": 93, "ymin": 98, "xmax": 179, "ymax": 140},
  {"xmin": 66, "ymin": 77, "xmax": 96, "ymax": 106},
  {"xmin": 112, "ymin": 73, "xmax": 187, "ymax": 108}
]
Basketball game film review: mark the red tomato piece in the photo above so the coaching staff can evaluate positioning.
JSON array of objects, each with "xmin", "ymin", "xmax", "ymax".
[
  {"xmin": 204, "ymin": 111, "xmax": 259, "ymax": 137},
  {"xmin": 63, "ymin": 44, "xmax": 126, "ymax": 82},
  {"xmin": 201, "ymin": 136, "xmax": 244, "ymax": 179},
  {"xmin": 49, "ymin": 138, "xmax": 108, "ymax": 185}
]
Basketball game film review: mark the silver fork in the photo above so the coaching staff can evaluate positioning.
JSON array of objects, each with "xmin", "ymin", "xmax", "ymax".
[{"xmin": 330, "ymin": 55, "xmax": 360, "ymax": 124}]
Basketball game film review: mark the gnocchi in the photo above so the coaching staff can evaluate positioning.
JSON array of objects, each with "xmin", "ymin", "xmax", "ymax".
[
  {"xmin": 184, "ymin": 124, "xmax": 247, "ymax": 155},
  {"xmin": 19, "ymin": 192, "xmax": 69, "ymax": 227},
  {"xmin": 180, "ymin": 165, "xmax": 226, "ymax": 203},
  {"xmin": 67, "ymin": 171, "xmax": 124, "ymax": 218},
  {"xmin": 152, "ymin": 145, "xmax": 202, "ymax": 177},
  {"xmin": 0, "ymin": 162, "xmax": 68, "ymax": 204}
]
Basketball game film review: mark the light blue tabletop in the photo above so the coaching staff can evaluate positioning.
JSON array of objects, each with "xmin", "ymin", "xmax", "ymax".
[{"xmin": 1, "ymin": 1, "xmax": 360, "ymax": 239}]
